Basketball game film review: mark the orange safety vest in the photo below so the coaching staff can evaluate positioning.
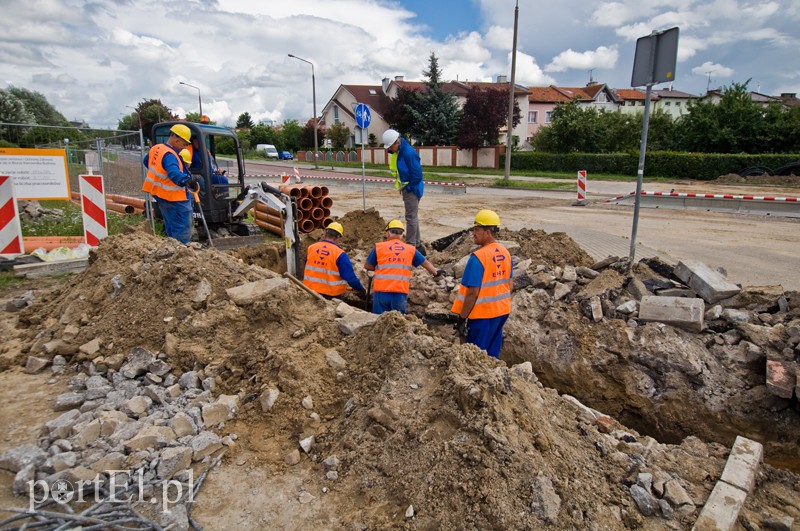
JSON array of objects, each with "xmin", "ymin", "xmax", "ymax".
[
  {"xmin": 372, "ymin": 240, "xmax": 416, "ymax": 294},
  {"xmin": 142, "ymin": 144, "xmax": 188, "ymax": 201},
  {"xmin": 451, "ymin": 243, "xmax": 512, "ymax": 319},
  {"xmin": 303, "ymin": 241, "xmax": 347, "ymax": 296}
]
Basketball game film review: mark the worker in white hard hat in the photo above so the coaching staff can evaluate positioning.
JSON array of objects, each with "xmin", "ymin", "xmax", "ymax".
[
  {"xmin": 364, "ymin": 219, "xmax": 445, "ymax": 314},
  {"xmin": 381, "ymin": 129, "xmax": 425, "ymax": 254},
  {"xmin": 142, "ymin": 123, "xmax": 196, "ymax": 244},
  {"xmin": 450, "ymin": 210, "xmax": 513, "ymax": 359},
  {"xmin": 303, "ymin": 221, "xmax": 366, "ymax": 300}
]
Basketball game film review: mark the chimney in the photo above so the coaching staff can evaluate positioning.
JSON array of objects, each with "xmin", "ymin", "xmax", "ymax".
[
  {"xmin": 394, "ymin": 75, "xmax": 404, "ymax": 82},
  {"xmin": 497, "ymin": 75, "xmax": 508, "ymax": 83},
  {"xmin": 382, "ymin": 77, "xmax": 390, "ymax": 94}
]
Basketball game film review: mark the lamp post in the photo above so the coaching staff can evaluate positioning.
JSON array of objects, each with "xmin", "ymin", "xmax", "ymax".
[
  {"xmin": 288, "ymin": 54, "xmax": 319, "ymax": 169},
  {"xmin": 179, "ymin": 81, "xmax": 203, "ymax": 118}
]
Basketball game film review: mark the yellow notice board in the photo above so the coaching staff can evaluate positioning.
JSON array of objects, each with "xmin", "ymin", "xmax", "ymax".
[{"xmin": 0, "ymin": 148, "xmax": 70, "ymax": 200}]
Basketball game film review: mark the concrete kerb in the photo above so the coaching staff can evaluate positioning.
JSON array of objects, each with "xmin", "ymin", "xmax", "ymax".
[
  {"xmin": 606, "ymin": 191, "xmax": 800, "ymax": 218},
  {"xmin": 692, "ymin": 436, "xmax": 763, "ymax": 531}
]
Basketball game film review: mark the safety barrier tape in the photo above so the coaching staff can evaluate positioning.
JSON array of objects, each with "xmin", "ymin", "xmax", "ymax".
[
  {"xmin": 605, "ymin": 191, "xmax": 798, "ymax": 202},
  {"xmin": 245, "ymin": 172, "xmax": 468, "ymax": 187}
]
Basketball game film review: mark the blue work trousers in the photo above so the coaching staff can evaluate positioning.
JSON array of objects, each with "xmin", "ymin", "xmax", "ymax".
[
  {"xmin": 465, "ymin": 314, "xmax": 510, "ymax": 359},
  {"xmin": 156, "ymin": 196, "xmax": 193, "ymax": 244},
  {"xmin": 372, "ymin": 291, "xmax": 408, "ymax": 315}
]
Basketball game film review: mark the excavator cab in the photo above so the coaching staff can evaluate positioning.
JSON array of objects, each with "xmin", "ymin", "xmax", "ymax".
[{"xmin": 151, "ymin": 122, "xmax": 252, "ymax": 235}]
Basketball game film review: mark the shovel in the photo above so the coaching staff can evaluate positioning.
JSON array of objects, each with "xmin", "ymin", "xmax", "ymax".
[{"xmin": 187, "ymin": 183, "xmax": 214, "ymax": 247}]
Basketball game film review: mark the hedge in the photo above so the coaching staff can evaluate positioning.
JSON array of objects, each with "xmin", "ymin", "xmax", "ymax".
[{"xmin": 503, "ymin": 151, "xmax": 800, "ymax": 180}]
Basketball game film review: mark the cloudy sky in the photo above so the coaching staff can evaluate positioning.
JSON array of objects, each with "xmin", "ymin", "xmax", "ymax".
[{"xmin": 1, "ymin": 0, "xmax": 797, "ymax": 129}]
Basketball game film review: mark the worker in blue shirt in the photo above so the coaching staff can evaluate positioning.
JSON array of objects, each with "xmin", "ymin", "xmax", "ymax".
[
  {"xmin": 382, "ymin": 129, "xmax": 425, "ymax": 253},
  {"xmin": 303, "ymin": 222, "xmax": 366, "ymax": 300}
]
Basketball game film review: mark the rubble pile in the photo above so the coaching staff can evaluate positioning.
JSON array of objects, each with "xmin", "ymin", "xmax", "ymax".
[{"xmin": 0, "ymin": 221, "xmax": 798, "ymax": 529}]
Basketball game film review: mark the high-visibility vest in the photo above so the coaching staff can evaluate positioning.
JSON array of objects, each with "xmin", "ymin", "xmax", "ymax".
[
  {"xmin": 389, "ymin": 152, "xmax": 407, "ymax": 190},
  {"xmin": 451, "ymin": 243, "xmax": 511, "ymax": 319},
  {"xmin": 372, "ymin": 240, "xmax": 416, "ymax": 294},
  {"xmin": 303, "ymin": 241, "xmax": 347, "ymax": 296},
  {"xmin": 142, "ymin": 144, "xmax": 188, "ymax": 201}
]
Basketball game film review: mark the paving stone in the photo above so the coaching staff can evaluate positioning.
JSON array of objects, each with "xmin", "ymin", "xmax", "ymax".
[
  {"xmin": 0, "ymin": 444, "xmax": 48, "ymax": 473},
  {"xmin": 766, "ymin": 360, "xmax": 796, "ymax": 399},
  {"xmin": 54, "ymin": 392, "xmax": 85, "ymax": 411},
  {"xmin": 719, "ymin": 436, "xmax": 763, "ymax": 494},
  {"xmin": 674, "ymin": 260, "xmax": 741, "ymax": 304},
  {"xmin": 692, "ymin": 480, "xmax": 746, "ymax": 531},
  {"xmin": 638, "ymin": 296, "xmax": 705, "ymax": 333},
  {"xmin": 226, "ymin": 277, "xmax": 289, "ymax": 305},
  {"xmin": 157, "ymin": 446, "xmax": 193, "ymax": 480},
  {"xmin": 337, "ymin": 311, "xmax": 379, "ymax": 335},
  {"xmin": 190, "ymin": 431, "xmax": 223, "ymax": 462}
]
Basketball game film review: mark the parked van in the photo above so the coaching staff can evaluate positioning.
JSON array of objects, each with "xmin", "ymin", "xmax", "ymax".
[{"xmin": 255, "ymin": 144, "xmax": 279, "ymax": 159}]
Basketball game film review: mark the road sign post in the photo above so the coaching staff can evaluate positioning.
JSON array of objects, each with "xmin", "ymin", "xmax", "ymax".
[
  {"xmin": 355, "ymin": 103, "xmax": 371, "ymax": 211},
  {"xmin": 628, "ymin": 27, "xmax": 679, "ymax": 270}
]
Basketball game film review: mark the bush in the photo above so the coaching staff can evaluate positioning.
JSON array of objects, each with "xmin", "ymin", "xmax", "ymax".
[{"xmin": 505, "ymin": 151, "xmax": 800, "ymax": 180}]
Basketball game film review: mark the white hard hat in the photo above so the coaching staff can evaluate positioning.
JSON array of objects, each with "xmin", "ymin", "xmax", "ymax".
[{"xmin": 382, "ymin": 129, "xmax": 400, "ymax": 149}]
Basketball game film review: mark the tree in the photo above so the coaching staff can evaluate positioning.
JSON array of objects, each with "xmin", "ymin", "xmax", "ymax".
[
  {"xmin": 249, "ymin": 124, "xmax": 281, "ymax": 148},
  {"xmin": 301, "ymin": 119, "xmax": 325, "ymax": 150},
  {"xmin": 236, "ymin": 112, "xmax": 254, "ymax": 129},
  {"xmin": 0, "ymin": 88, "xmax": 34, "ymax": 144},
  {"xmin": 326, "ymin": 122, "xmax": 351, "ymax": 151},
  {"xmin": 281, "ymin": 119, "xmax": 304, "ymax": 152},
  {"xmin": 7, "ymin": 87, "xmax": 68, "ymax": 125},
  {"xmin": 368, "ymin": 133, "xmax": 378, "ymax": 147},
  {"xmin": 133, "ymin": 99, "xmax": 175, "ymax": 142},
  {"xmin": 457, "ymin": 86, "xmax": 520, "ymax": 149},
  {"xmin": 384, "ymin": 86, "xmax": 420, "ymax": 134},
  {"xmin": 408, "ymin": 52, "xmax": 462, "ymax": 145}
]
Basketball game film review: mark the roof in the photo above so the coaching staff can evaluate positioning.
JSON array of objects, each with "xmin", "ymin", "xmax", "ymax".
[
  {"xmin": 528, "ymin": 86, "xmax": 572, "ymax": 103},
  {"xmin": 652, "ymin": 89, "xmax": 699, "ymax": 99},
  {"xmin": 393, "ymin": 80, "xmax": 471, "ymax": 97},
  {"xmin": 613, "ymin": 89, "xmax": 653, "ymax": 101},
  {"xmin": 340, "ymin": 85, "xmax": 394, "ymax": 117},
  {"xmin": 529, "ymin": 84, "xmax": 618, "ymax": 103}
]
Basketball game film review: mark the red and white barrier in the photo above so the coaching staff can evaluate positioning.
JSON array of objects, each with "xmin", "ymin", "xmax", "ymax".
[
  {"xmin": 575, "ymin": 170, "xmax": 588, "ymax": 206},
  {"xmin": 78, "ymin": 174, "xmax": 108, "ymax": 246},
  {"xmin": 605, "ymin": 191, "xmax": 799, "ymax": 203},
  {"xmin": 0, "ymin": 176, "xmax": 23, "ymax": 257},
  {"xmin": 246, "ymin": 172, "xmax": 468, "ymax": 188}
]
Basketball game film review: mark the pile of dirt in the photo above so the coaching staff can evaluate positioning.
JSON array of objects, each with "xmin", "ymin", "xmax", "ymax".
[
  {"xmin": 1, "ymin": 221, "xmax": 799, "ymax": 529},
  {"xmin": 715, "ymin": 173, "xmax": 800, "ymax": 187}
]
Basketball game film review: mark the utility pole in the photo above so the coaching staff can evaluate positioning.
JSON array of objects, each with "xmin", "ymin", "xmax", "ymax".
[{"xmin": 503, "ymin": 0, "xmax": 519, "ymax": 182}]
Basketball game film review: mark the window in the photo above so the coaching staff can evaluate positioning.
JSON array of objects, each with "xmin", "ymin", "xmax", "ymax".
[
  {"xmin": 333, "ymin": 106, "xmax": 339, "ymax": 123},
  {"xmin": 628, "ymin": 101, "xmax": 635, "ymax": 106},
  {"xmin": 545, "ymin": 111, "xmax": 552, "ymax": 123},
  {"xmin": 664, "ymin": 101, "xmax": 671, "ymax": 106},
  {"xmin": 368, "ymin": 89, "xmax": 377, "ymax": 95},
  {"xmin": 528, "ymin": 111, "xmax": 538, "ymax": 123},
  {"xmin": 675, "ymin": 101, "xmax": 681, "ymax": 107}
]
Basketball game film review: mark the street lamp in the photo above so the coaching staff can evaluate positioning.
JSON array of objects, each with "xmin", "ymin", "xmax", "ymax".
[
  {"xmin": 179, "ymin": 81, "xmax": 203, "ymax": 118},
  {"xmin": 288, "ymin": 53, "xmax": 319, "ymax": 169}
]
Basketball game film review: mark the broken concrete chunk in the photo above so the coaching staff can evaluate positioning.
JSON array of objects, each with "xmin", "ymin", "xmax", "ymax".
[
  {"xmin": 54, "ymin": 392, "xmax": 85, "ymax": 411},
  {"xmin": 190, "ymin": 431, "xmax": 223, "ymax": 461},
  {"xmin": 284, "ymin": 449, "xmax": 301, "ymax": 465},
  {"xmin": 589, "ymin": 296, "xmax": 603, "ymax": 322},
  {"xmin": 25, "ymin": 356, "xmax": 51, "ymax": 374},
  {"xmin": 552, "ymin": 282, "xmax": 571, "ymax": 301},
  {"xmin": 0, "ymin": 444, "xmax": 48, "ymax": 473},
  {"xmin": 78, "ymin": 338, "xmax": 102, "ymax": 357},
  {"xmin": 226, "ymin": 277, "xmax": 290, "ymax": 305},
  {"xmin": 629, "ymin": 484, "xmax": 659, "ymax": 516},
  {"xmin": 157, "ymin": 446, "xmax": 193, "ymax": 480},
  {"xmin": 626, "ymin": 278, "xmax": 650, "ymax": 301},
  {"xmin": 337, "ymin": 311, "xmax": 379, "ymax": 335},
  {"xmin": 299, "ymin": 435, "xmax": 315, "ymax": 454},
  {"xmin": 259, "ymin": 388, "xmax": 280, "ymax": 412},
  {"xmin": 766, "ymin": 360, "xmax": 796, "ymax": 399},
  {"xmin": 674, "ymin": 260, "xmax": 741, "ymax": 304},
  {"xmin": 12, "ymin": 463, "xmax": 35, "ymax": 495},
  {"xmin": 325, "ymin": 349, "xmax": 347, "ymax": 370},
  {"xmin": 531, "ymin": 474, "xmax": 561, "ymax": 524},
  {"xmin": 638, "ymin": 296, "xmax": 704, "ymax": 333}
]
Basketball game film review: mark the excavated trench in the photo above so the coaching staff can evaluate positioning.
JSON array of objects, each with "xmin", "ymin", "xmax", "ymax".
[{"xmin": 234, "ymin": 212, "xmax": 800, "ymax": 475}]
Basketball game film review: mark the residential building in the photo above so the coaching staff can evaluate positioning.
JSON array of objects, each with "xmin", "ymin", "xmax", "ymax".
[
  {"xmin": 613, "ymin": 88, "xmax": 656, "ymax": 115},
  {"xmin": 526, "ymin": 83, "xmax": 619, "ymax": 142},
  {"xmin": 319, "ymin": 84, "xmax": 394, "ymax": 148},
  {"xmin": 702, "ymin": 89, "xmax": 781, "ymax": 107},
  {"xmin": 652, "ymin": 88, "xmax": 699, "ymax": 118}
]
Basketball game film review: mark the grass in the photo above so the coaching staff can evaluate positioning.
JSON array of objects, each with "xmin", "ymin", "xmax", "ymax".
[
  {"xmin": 492, "ymin": 179, "xmax": 575, "ymax": 190},
  {"xmin": 22, "ymin": 201, "xmax": 146, "ymax": 237},
  {"xmin": 0, "ymin": 270, "xmax": 23, "ymax": 289}
]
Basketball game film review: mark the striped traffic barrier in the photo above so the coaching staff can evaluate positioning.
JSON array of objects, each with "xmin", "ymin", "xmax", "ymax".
[
  {"xmin": 574, "ymin": 170, "xmax": 588, "ymax": 206},
  {"xmin": 78, "ymin": 174, "xmax": 108, "ymax": 246},
  {"xmin": 0, "ymin": 175, "xmax": 23, "ymax": 257},
  {"xmin": 605, "ymin": 191, "xmax": 799, "ymax": 202}
]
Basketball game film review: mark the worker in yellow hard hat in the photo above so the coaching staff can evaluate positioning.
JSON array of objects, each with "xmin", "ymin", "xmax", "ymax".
[
  {"xmin": 364, "ymin": 219, "xmax": 445, "ymax": 314},
  {"xmin": 142, "ymin": 123, "xmax": 196, "ymax": 244},
  {"xmin": 303, "ymin": 221, "xmax": 366, "ymax": 300},
  {"xmin": 450, "ymin": 210, "xmax": 513, "ymax": 359}
]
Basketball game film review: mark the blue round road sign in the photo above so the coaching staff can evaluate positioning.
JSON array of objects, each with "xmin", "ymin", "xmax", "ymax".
[{"xmin": 355, "ymin": 103, "xmax": 371, "ymax": 129}]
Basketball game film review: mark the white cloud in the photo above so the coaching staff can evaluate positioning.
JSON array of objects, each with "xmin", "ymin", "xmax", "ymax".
[
  {"xmin": 514, "ymin": 52, "xmax": 557, "ymax": 85},
  {"xmin": 691, "ymin": 61, "xmax": 734, "ymax": 77},
  {"xmin": 545, "ymin": 46, "xmax": 619, "ymax": 73},
  {"xmin": 484, "ymin": 25, "xmax": 513, "ymax": 50}
]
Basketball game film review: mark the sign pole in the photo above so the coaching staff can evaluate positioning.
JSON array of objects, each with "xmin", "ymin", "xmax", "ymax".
[{"xmin": 354, "ymin": 103, "xmax": 371, "ymax": 212}]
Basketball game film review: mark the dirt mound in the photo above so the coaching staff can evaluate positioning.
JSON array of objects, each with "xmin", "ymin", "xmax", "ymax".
[
  {"xmin": 715, "ymin": 173, "xmax": 800, "ymax": 187},
  {"xmin": 335, "ymin": 208, "xmax": 387, "ymax": 252}
]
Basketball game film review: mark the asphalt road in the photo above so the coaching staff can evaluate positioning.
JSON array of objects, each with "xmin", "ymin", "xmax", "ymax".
[{"xmin": 243, "ymin": 160, "xmax": 800, "ymax": 291}]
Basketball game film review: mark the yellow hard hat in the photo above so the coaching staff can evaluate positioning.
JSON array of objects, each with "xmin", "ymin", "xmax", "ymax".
[
  {"xmin": 326, "ymin": 221, "xmax": 344, "ymax": 236},
  {"xmin": 385, "ymin": 219, "xmax": 405, "ymax": 231},
  {"xmin": 474, "ymin": 209, "xmax": 500, "ymax": 227},
  {"xmin": 179, "ymin": 149, "xmax": 192, "ymax": 164},
  {"xmin": 170, "ymin": 124, "xmax": 192, "ymax": 142}
]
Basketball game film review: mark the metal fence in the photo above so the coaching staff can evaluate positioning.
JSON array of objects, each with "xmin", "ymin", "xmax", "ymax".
[{"xmin": 0, "ymin": 123, "xmax": 146, "ymax": 199}]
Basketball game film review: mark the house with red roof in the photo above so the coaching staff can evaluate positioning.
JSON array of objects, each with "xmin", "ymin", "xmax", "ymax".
[{"xmin": 526, "ymin": 83, "xmax": 619, "ymax": 142}]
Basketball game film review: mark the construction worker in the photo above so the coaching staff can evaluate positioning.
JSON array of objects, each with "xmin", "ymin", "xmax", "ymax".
[
  {"xmin": 450, "ymin": 210, "xmax": 513, "ymax": 359},
  {"xmin": 364, "ymin": 219, "xmax": 445, "ymax": 315},
  {"xmin": 303, "ymin": 222, "xmax": 366, "ymax": 300},
  {"xmin": 382, "ymin": 129, "xmax": 425, "ymax": 254},
  {"xmin": 142, "ymin": 124, "xmax": 196, "ymax": 244}
]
